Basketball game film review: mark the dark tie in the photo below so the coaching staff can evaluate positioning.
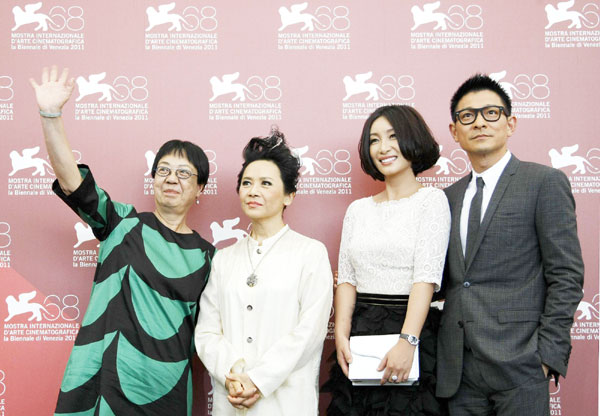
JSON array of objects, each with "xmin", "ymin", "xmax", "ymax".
[{"xmin": 466, "ymin": 177, "xmax": 485, "ymax": 261}]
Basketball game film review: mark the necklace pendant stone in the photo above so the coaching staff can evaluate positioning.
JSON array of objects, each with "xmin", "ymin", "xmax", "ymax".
[{"xmin": 247, "ymin": 273, "xmax": 258, "ymax": 287}]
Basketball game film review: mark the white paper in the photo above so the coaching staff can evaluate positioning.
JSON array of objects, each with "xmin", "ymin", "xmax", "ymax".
[{"xmin": 348, "ymin": 334, "xmax": 419, "ymax": 386}]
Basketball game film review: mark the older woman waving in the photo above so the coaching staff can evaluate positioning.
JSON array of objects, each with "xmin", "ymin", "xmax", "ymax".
[{"xmin": 30, "ymin": 65, "xmax": 215, "ymax": 416}]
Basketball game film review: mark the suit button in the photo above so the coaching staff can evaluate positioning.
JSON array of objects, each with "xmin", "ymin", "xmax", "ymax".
[
  {"xmin": 247, "ymin": 337, "xmax": 253, "ymax": 343},
  {"xmin": 247, "ymin": 305, "xmax": 253, "ymax": 311},
  {"xmin": 458, "ymin": 321, "xmax": 464, "ymax": 328},
  {"xmin": 463, "ymin": 282, "xmax": 471, "ymax": 288}
]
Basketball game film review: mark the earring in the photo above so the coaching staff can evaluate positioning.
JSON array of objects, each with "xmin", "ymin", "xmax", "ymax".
[{"xmin": 195, "ymin": 199, "xmax": 200, "ymax": 205}]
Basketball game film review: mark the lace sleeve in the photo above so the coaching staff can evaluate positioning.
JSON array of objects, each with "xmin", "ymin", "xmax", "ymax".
[
  {"xmin": 412, "ymin": 190, "xmax": 450, "ymax": 291},
  {"xmin": 337, "ymin": 202, "xmax": 357, "ymax": 287}
]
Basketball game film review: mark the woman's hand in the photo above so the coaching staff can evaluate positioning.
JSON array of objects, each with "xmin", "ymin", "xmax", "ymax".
[
  {"xmin": 29, "ymin": 65, "xmax": 75, "ymax": 114},
  {"xmin": 225, "ymin": 377, "xmax": 243, "ymax": 396},
  {"xmin": 225, "ymin": 372, "xmax": 261, "ymax": 409},
  {"xmin": 377, "ymin": 339, "xmax": 415, "ymax": 384},
  {"xmin": 335, "ymin": 336, "xmax": 353, "ymax": 377}
]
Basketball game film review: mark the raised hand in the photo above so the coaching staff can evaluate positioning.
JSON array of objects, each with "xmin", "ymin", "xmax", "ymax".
[{"xmin": 29, "ymin": 65, "xmax": 75, "ymax": 114}]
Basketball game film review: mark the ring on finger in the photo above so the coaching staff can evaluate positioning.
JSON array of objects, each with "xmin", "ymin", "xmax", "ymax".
[{"xmin": 391, "ymin": 375, "xmax": 398, "ymax": 382}]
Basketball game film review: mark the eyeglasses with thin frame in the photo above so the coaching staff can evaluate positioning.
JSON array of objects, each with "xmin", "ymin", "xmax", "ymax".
[
  {"xmin": 454, "ymin": 105, "xmax": 507, "ymax": 125},
  {"xmin": 153, "ymin": 166, "xmax": 197, "ymax": 180}
]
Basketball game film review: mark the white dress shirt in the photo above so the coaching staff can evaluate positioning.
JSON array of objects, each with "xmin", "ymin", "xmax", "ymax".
[
  {"xmin": 195, "ymin": 226, "xmax": 333, "ymax": 415},
  {"xmin": 460, "ymin": 151, "xmax": 512, "ymax": 256}
]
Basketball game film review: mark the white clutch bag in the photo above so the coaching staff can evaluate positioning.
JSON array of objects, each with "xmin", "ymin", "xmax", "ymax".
[{"xmin": 348, "ymin": 334, "xmax": 419, "ymax": 386}]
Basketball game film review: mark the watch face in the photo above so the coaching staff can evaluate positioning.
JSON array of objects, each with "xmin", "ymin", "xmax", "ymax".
[{"xmin": 400, "ymin": 334, "xmax": 419, "ymax": 345}]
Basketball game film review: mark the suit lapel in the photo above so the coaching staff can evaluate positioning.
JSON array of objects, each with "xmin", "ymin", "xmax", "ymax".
[
  {"xmin": 449, "ymin": 174, "xmax": 470, "ymax": 276},
  {"xmin": 465, "ymin": 156, "xmax": 520, "ymax": 271}
]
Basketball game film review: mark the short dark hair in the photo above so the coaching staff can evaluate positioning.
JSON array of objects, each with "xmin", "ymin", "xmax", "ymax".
[
  {"xmin": 359, "ymin": 105, "xmax": 440, "ymax": 180},
  {"xmin": 151, "ymin": 140, "xmax": 209, "ymax": 186},
  {"xmin": 236, "ymin": 127, "xmax": 300, "ymax": 195},
  {"xmin": 450, "ymin": 74, "xmax": 512, "ymax": 122}
]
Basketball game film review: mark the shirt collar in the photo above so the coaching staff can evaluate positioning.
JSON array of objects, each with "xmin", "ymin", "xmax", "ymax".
[
  {"xmin": 471, "ymin": 151, "xmax": 512, "ymax": 190},
  {"xmin": 248, "ymin": 224, "xmax": 290, "ymax": 248}
]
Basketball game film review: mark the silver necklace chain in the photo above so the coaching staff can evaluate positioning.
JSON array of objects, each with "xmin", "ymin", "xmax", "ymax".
[{"xmin": 246, "ymin": 227, "xmax": 289, "ymax": 287}]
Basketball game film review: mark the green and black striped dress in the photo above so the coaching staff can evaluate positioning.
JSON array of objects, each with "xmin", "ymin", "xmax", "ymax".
[{"xmin": 53, "ymin": 165, "xmax": 215, "ymax": 416}]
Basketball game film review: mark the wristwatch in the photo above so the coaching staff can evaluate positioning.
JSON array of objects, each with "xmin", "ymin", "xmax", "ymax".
[{"xmin": 399, "ymin": 333, "xmax": 420, "ymax": 346}]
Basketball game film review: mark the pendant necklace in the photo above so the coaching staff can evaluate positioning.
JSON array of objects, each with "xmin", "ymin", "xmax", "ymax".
[{"xmin": 246, "ymin": 227, "xmax": 289, "ymax": 287}]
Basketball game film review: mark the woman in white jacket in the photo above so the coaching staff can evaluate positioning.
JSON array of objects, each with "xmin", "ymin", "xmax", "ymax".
[{"xmin": 195, "ymin": 128, "xmax": 333, "ymax": 415}]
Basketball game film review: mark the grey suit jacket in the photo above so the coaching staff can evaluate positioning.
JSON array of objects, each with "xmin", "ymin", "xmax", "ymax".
[{"xmin": 436, "ymin": 155, "xmax": 584, "ymax": 398}]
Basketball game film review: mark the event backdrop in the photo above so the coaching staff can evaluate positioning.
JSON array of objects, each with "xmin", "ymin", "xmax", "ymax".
[{"xmin": 1, "ymin": 0, "xmax": 598, "ymax": 415}]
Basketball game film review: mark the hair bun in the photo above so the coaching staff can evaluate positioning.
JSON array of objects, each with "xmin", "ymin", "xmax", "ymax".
[{"xmin": 246, "ymin": 126, "xmax": 285, "ymax": 153}]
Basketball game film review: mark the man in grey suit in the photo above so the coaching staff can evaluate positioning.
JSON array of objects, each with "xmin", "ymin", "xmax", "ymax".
[{"xmin": 436, "ymin": 74, "xmax": 584, "ymax": 415}]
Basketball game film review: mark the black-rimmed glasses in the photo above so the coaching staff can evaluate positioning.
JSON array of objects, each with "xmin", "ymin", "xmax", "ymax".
[
  {"xmin": 454, "ymin": 105, "xmax": 507, "ymax": 125},
  {"xmin": 153, "ymin": 166, "xmax": 197, "ymax": 180}
]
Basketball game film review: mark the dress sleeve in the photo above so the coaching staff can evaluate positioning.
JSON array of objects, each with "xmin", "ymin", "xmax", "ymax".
[
  {"xmin": 194, "ymin": 251, "xmax": 245, "ymax": 387},
  {"xmin": 412, "ymin": 190, "xmax": 451, "ymax": 291},
  {"xmin": 246, "ymin": 242, "xmax": 333, "ymax": 398},
  {"xmin": 52, "ymin": 164, "xmax": 134, "ymax": 241},
  {"xmin": 337, "ymin": 202, "xmax": 357, "ymax": 286}
]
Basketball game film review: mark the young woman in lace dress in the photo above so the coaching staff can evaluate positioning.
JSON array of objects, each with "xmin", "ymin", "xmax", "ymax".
[{"xmin": 325, "ymin": 105, "xmax": 451, "ymax": 415}]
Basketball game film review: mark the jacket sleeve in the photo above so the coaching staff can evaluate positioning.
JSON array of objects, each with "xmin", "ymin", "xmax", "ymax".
[
  {"xmin": 535, "ymin": 168, "xmax": 584, "ymax": 377},
  {"xmin": 53, "ymin": 164, "xmax": 134, "ymax": 242}
]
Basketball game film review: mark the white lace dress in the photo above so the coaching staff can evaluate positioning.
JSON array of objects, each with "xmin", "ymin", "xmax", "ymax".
[
  {"xmin": 337, "ymin": 186, "xmax": 450, "ymax": 295},
  {"xmin": 325, "ymin": 186, "xmax": 451, "ymax": 416}
]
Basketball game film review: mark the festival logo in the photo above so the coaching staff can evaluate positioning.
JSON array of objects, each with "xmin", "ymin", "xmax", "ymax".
[
  {"xmin": 142, "ymin": 149, "xmax": 218, "ymax": 196},
  {"xmin": 277, "ymin": 2, "xmax": 351, "ymax": 50},
  {"xmin": 326, "ymin": 304, "xmax": 335, "ymax": 339},
  {"xmin": 489, "ymin": 70, "xmax": 552, "ymax": 120},
  {"xmin": 210, "ymin": 217, "xmax": 248, "ymax": 247},
  {"xmin": 419, "ymin": 145, "xmax": 470, "ymax": 189},
  {"xmin": 205, "ymin": 372, "xmax": 214, "ymax": 415},
  {"xmin": 204, "ymin": 150, "xmax": 218, "ymax": 196},
  {"xmin": 7, "ymin": 146, "xmax": 54, "ymax": 196},
  {"xmin": 73, "ymin": 72, "xmax": 149, "ymax": 121},
  {"xmin": 7, "ymin": 147, "xmax": 81, "ymax": 197},
  {"xmin": 409, "ymin": 1, "xmax": 484, "ymax": 50},
  {"xmin": 144, "ymin": 2, "xmax": 218, "ymax": 51},
  {"xmin": 0, "ymin": 76, "xmax": 15, "ymax": 121},
  {"xmin": 143, "ymin": 150, "xmax": 157, "ymax": 196},
  {"xmin": 8, "ymin": 146, "xmax": 51, "ymax": 177},
  {"xmin": 2, "ymin": 291, "xmax": 80, "ymax": 342},
  {"xmin": 0, "ymin": 222, "xmax": 12, "ymax": 269},
  {"xmin": 73, "ymin": 222, "xmax": 96, "ymax": 249},
  {"xmin": 0, "ymin": 369, "xmax": 5, "ymax": 414},
  {"xmin": 570, "ymin": 293, "xmax": 599, "ymax": 342},
  {"xmin": 548, "ymin": 144, "xmax": 600, "ymax": 195},
  {"xmin": 544, "ymin": 0, "xmax": 600, "ymax": 48},
  {"xmin": 72, "ymin": 221, "xmax": 98, "ymax": 269},
  {"xmin": 10, "ymin": 2, "xmax": 85, "ymax": 51},
  {"xmin": 4, "ymin": 291, "xmax": 50, "ymax": 323},
  {"xmin": 291, "ymin": 145, "xmax": 352, "ymax": 196},
  {"xmin": 549, "ymin": 382, "xmax": 561, "ymax": 415},
  {"xmin": 207, "ymin": 73, "xmax": 282, "ymax": 121},
  {"xmin": 341, "ymin": 72, "xmax": 416, "ymax": 120}
]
